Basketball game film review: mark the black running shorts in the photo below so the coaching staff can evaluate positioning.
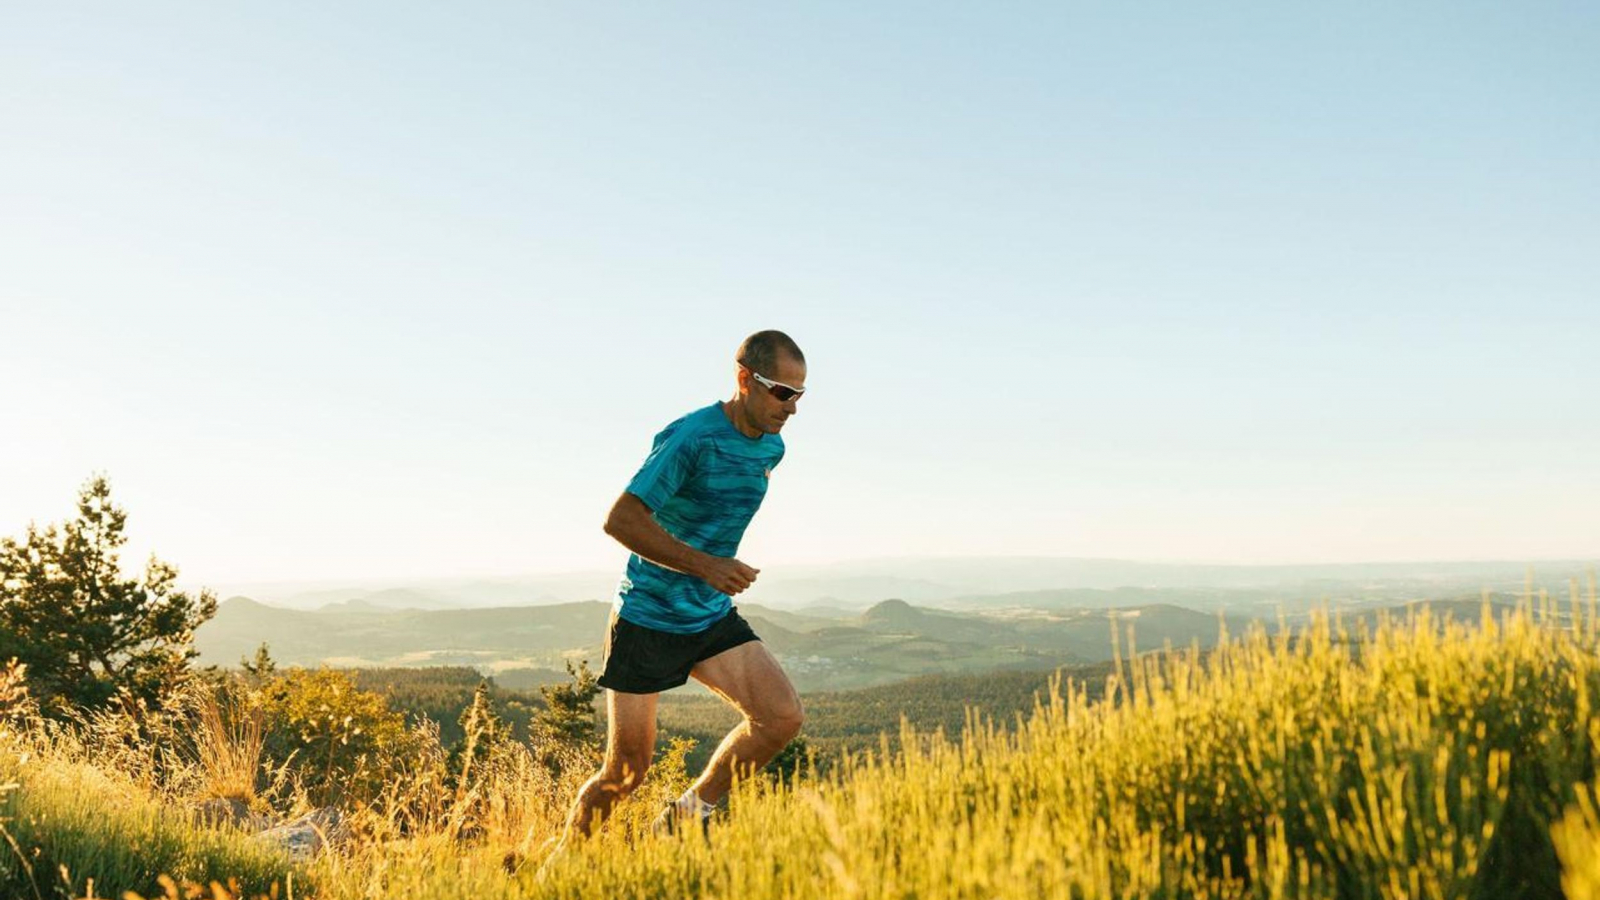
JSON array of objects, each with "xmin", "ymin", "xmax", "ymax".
[{"xmin": 597, "ymin": 606, "xmax": 761, "ymax": 694}]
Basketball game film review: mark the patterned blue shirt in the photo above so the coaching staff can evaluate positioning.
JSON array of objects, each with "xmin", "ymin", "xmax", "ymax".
[{"xmin": 616, "ymin": 401, "xmax": 785, "ymax": 633}]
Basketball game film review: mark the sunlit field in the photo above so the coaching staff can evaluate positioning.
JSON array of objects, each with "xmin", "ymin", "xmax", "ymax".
[{"xmin": 4, "ymin": 583, "xmax": 1598, "ymax": 900}]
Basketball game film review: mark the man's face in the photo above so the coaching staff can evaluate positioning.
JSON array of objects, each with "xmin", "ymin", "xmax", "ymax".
[{"xmin": 743, "ymin": 354, "xmax": 806, "ymax": 434}]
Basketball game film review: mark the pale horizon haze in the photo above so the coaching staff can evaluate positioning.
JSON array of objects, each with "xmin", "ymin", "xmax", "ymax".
[{"xmin": 3, "ymin": 3, "xmax": 1596, "ymax": 587}]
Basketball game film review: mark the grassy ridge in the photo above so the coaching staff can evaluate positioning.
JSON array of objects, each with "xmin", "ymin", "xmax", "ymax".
[
  {"xmin": 0, "ymin": 740, "xmax": 295, "ymax": 899},
  {"xmin": 290, "ymin": 592, "xmax": 1600, "ymax": 899},
  {"xmin": 6, "ymin": 589, "xmax": 1600, "ymax": 899},
  {"xmin": 510, "ymin": 596, "xmax": 1600, "ymax": 899}
]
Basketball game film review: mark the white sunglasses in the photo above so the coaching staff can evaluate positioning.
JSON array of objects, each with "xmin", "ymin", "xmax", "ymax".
[{"xmin": 743, "ymin": 367, "xmax": 806, "ymax": 401}]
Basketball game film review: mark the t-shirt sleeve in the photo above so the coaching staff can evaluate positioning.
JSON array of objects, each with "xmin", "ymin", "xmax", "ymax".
[{"xmin": 625, "ymin": 422, "xmax": 701, "ymax": 512}]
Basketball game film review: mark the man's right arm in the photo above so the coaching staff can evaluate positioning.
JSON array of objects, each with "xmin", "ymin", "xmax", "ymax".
[{"xmin": 603, "ymin": 492, "xmax": 759, "ymax": 596}]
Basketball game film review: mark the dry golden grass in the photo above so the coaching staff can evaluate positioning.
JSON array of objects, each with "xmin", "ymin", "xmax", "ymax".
[{"xmin": 4, "ymin": 579, "xmax": 1599, "ymax": 900}]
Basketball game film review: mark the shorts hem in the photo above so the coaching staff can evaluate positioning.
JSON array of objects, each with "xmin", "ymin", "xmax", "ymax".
[
  {"xmin": 696, "ymin": 631, "xmax": 759, "ymax": 664},
  {"xmin": 596, "ymin": 671, "xmax": 691, "ymax": 694}
]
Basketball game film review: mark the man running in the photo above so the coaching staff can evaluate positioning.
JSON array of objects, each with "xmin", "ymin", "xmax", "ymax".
[{"xmin": 556, "ymin": 329, "xmax": 807, "ymax": 847}]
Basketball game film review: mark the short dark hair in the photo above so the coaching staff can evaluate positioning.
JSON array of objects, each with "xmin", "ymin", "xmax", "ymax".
[{"xmin": 735, "ymin": 330, "xmax": 804, "ymax": 375}]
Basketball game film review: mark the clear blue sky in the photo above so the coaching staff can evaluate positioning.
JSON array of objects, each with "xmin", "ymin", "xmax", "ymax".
[{"xmin": 2, "ymin": 2, "xmax": 1596, "ymax": 585}]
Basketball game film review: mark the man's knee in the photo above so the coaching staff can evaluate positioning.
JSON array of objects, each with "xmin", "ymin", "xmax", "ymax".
[{"xmin": 756, "ymin": 698, "xmax": 804, "ymax": 744}]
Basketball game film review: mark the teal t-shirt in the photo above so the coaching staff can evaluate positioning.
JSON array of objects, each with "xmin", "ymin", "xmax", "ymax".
[{"xmin": 616, "ymin": 401, "xmax": 785, "ymax": 633}]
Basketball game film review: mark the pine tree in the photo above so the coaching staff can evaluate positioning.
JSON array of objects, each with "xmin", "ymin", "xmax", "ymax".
[
  {"xmin": 241, "ymin": 642, "xmax": 277, "ymax": 680},
  {"xmin": 450, "ymin": 679, "xmax": 507, "ymax": 782},
  {"xmin": 0, "ymin": 476, "xmax": 217, "ymax": 716},
  {"xmin": 529, "ymin": 660, "xmax": 601, "ymax": 772}
]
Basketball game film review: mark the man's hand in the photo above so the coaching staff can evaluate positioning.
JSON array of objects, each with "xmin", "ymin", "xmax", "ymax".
[{"xmin": 698, "ymin": 556, "xmax": 760, "ymax": 596}]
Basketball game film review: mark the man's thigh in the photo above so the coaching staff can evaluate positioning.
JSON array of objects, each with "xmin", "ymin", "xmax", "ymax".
[
  {"xmin": 603, "ymin": 688, "xmax": 659, "ymax": 771},
  {"xmin": 689, "ymin": 641, "xmax": 800, "ymax": 721}
]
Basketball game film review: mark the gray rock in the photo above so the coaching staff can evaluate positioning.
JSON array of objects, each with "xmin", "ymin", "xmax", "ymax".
[{"xmin": 253, "ymin": 807, "xmax": 349, "ymax": 862}]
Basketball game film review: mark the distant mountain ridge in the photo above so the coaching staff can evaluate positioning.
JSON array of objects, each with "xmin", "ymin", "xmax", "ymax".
[
  {"xmin": 210, "ymin": 556, "xmax": 1597, "ymax": 613},
  {"xmin": 201, "ymin": 595, "xmax": 613, "ymax": 671}
]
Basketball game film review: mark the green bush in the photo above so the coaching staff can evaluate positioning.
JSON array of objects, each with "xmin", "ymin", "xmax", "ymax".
[{"xmin": 257, "ymin": 667, "xmax": 416, "ymax": 807}]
